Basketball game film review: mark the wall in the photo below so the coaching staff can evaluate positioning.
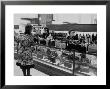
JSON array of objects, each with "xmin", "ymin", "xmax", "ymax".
[
  {"xmin": 39, "ymin": 14, "xmax": 53, "ymax": 26},
  {"xmin": 14, "ymin": 14, "xmax": 38, "ymax": 25},
  {"xmin": 14, "ymin": 14, "xmax": 38, "ymax": 34},
  {"xmin": 52, "ymin": 14, "xmax": 97, "ymax": 24}
]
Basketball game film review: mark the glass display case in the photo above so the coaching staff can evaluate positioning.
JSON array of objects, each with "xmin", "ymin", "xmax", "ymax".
[
  {"xmin": 75, "ymin": 52, "xmax": 97, "ymax": 76},
  {"xmin": 32, "ymin": 44, "xmax": 97, "ymax": 76}
]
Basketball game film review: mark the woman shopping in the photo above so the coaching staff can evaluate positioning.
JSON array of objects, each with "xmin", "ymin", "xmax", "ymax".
[{"xmin": 16, "ymin": 24, "xmax": 35, "ymax": 76}]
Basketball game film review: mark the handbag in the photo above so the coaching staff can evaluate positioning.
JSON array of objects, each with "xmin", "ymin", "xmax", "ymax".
[
  {"xmin": 64, "ymin": 61, "xmax": 72, "ymax": 68},
  {"xmin": 16, "ymin": 62, "xmax": 21, "ymax": 66}
]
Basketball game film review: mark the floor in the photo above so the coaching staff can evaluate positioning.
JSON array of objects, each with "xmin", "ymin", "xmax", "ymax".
[{"xmin": 14, "ymin": 60, "xmax": 49, "ymax": 76}]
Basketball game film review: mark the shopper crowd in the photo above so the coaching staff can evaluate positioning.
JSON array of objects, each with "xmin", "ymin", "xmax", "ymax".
[{"xmin": 31, "ymin": 26, "xmax": 97, "ymax": 54}]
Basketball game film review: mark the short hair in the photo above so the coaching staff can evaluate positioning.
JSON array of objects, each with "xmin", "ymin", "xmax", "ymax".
[
  {"xmin": 44, "ymin": 27, "xmax": 49, "ymax": 33},
  {"xmin": 68, "ymin": 30, "xmax": 75, "ymax": 35},
  {"xmin": 25, "ymin": 24, "xmax": 32, "ymax": 35}
]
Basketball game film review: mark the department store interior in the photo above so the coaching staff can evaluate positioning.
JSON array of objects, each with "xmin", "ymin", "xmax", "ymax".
[{"xmin": 14, "ymin": 14, "xmax": 97, "ymax": 76}]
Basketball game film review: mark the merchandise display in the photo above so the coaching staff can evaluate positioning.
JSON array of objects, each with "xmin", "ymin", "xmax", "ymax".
[{"xmin": 32, "ymin": 44, "xmax": 97, "ymax": 76}]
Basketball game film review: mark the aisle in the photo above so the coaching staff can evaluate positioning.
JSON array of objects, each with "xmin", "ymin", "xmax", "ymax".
[{"xmin": 14, "ymin": 60, "xmax": 49, "ymax": 76}]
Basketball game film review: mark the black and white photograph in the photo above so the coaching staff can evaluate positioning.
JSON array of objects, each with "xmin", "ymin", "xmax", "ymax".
[
  {"xmin": 4, "ymin": 4, "xmax": 106, "ymax": 85},
  {"xmin": 14, "ymin": 14, "xmax": 97, "ymax": 76}
]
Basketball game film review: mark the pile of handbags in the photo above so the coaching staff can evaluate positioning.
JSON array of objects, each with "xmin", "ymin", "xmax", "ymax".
[
  {"xmin": 55, "ymin": 40, "xmax": 66, "ymax": 49},
  {"xmin": 88, "ymin": 44, "xmax": 97, "ymax": 53},
  {"xmin": 36, "ymin": 46, "xmax": 44, "ymax": 59},
  {"xmin": 46, "ymin": 48, "xmax": 58, "ymax": 63},
  {"xmin": 34, "ymin": 45, "xmax": 75, "ymax": 68}
]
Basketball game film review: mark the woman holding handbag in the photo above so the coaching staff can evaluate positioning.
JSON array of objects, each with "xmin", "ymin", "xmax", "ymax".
[{"xmin": 16, "ymin": 24, "xmax": 35, "ymax": 76}]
